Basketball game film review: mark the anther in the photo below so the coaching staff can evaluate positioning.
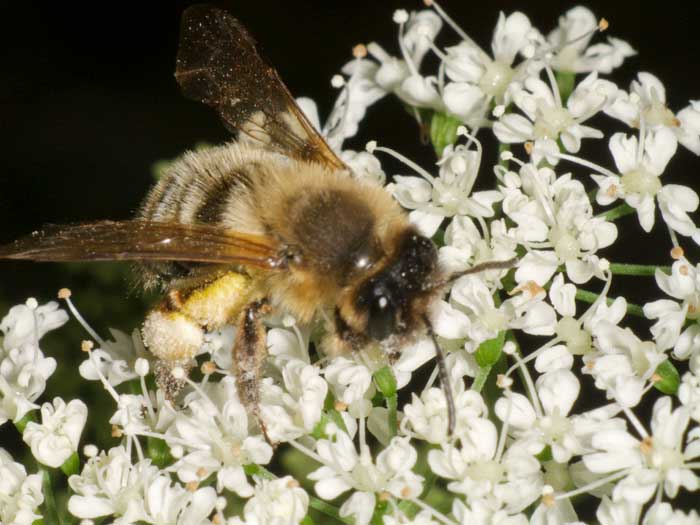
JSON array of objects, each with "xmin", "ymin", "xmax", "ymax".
[{"xmin": 58, "ymin": 287, "xmax": 72, "ymax": 299}]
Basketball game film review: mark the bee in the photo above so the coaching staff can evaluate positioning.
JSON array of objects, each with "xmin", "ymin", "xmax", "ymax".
[{"xmin": 0, "ymin": 5, "xmax": 514, "ymax": 437}]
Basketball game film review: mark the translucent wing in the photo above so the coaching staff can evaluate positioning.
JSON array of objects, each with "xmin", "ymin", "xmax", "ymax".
[
  {"xmin": 175, "ymin": 4, "xmax": 347, "ymax": 171},
  {"xmin": 0, "ymin": 220, "xmax": 285, "ymax": 270}
]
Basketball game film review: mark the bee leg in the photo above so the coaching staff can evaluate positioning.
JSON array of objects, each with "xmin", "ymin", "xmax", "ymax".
[
  {"xmin": 142, "ymin": 305, "xmax": 204, "ymax": 403},
  {"xmin": 233, "ymin": 298, "xmax": 273, "ymax": 445}
]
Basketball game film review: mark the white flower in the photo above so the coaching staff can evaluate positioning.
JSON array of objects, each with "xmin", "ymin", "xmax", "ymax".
[
  {"xmin": 0, "ymin": 300, "xmax": 63, "ymax": 424},
  {"xmin": 428, "ymin": 418, "xmax": 542, "ymax": 513},
  {"xmin": 547, "ymin": 6, "xmax": 635, "ymax": 74},
  {"xmin": 495, "ymin": 371, "xmax": 586, "ymax": 463},
  {"xmin": 234, "ymin": 476, "xmax": 309, "ymax": 525},
  {"xmin": 596, "ymin": 497, "xmax": 643, "ymax": 525},
  {"xmin": 592, "ymin": 128, "xmax": 683, "ymax": 233},
  {"xmin": 494, "ymin": 72, "xmax": 617, "ymax": 165},
  {"xmin": 142, "ymin": 475, "xmax": 217, "ymax": 525},
  {"xmin": 445, "ymin": 274, "xmax": 556, "ymax": 351},
  {"xmin": 1, "ymin": 299, "xmax": 68, "ymax": 351},
  {"xmin": 260, "ymin": 359, "xmax": 327, "ymax": 442},
  {"xmin": 0, "ymin": 448, "xmax": 43, "ymax": 525},
  {"xmin": 324, "ymin": 338, "xmax": 434, "ymax": 405},
  {"xmin": 167, "ymin": 377, "xmax": 273, "ymax": 497},
  {"xmin": 645, "ymin": 259, "xmax": 700, "ymax": 358},
  {"xmin": 443, "ymin": 11, "xmax": 536, "ymax": 116},
  {"xmin": 23, "ymin": 397, "xmax": 87, "ymax": 468},
  {"xmin": 607, "ymin": 72, "xmax": 700, "ymax": 155},
  {"xmin": 644, "ymin": 502, "xmax": 700, "ymax": 525},
  {"xmin": 79, "ymin": 328, "xmax": 150, "ymax": 386},
  {"xmin": 504, "ymin": 164, "xmax": 617, "ymax": 284},
  {"xmin": 402, "ymin": 385, "xmax": 488, "ymax": 444},
  {"xmin": 308, "ymin": 431, "xmax": 423, "ymax": 524},
  {"xmin": 387, "ymin": 138, "xmax": 503, "ymax": 236},
  {"xmin": 68, "ymin": 446, "xmax": 156, "ymax": 522},
  {"xmin": 0, "ymin": 342, "xmax": 57, "ymax": 424},
  {"xmin": 584, "ymin": 321, "xmax": 667, "ymax": 407},
  {"xmin": 584, "ymin": 397, "xmax": 700, "ymax": 503}
]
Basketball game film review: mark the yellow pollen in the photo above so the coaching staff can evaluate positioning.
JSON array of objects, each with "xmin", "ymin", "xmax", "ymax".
[
  {"xmin": 424, "ymin": 0, "xmax": 433, "ymax": 5},
  {"xmin": 598, "ymin": 18, "xmax": 609, "ymax": 31},
  {"xmin": 689, "ymin": 304, "xmax": 697, "ymax": 314},
  {"xmin": 640, "ymin": 436, "xmax": 653, "ymax": 454},
  {"xmin": 672, "ymin": 117, "xmax": 681, "ymax": 127},
  {"xmin": 334, "ymin": 400, "xmax": 349, "ymax": 412},
  {"xmin": 670, "ymin": 246, "xmax": 685, "ymax": 260},
  {"xmin": 186, "ymin": 481, "xmax": 199, "ymax": 492},
  {"xmin": 585, "ymin": 360, "xmax": 595, "ymax": 370},
  {"xmin": 651, "ymin": 373, "xmax": 662, "ymax": 383},
  {"xmin": 497, "ymin": 374, "xmax": 513, "ymax": 389},
  {"xmin": 287, "ymin": 478, "xmax": 300, "ymax": 488},
  {"xmin": 111, "ymin": 425, "xmax": 123, "ymax": 438},
  {"xmin": 196, "ymin": 467, "xmax": 208, "ymax": 478},
  {"xmin": 201, "ymin": 361, "xmax": 217, "ymax": 375},
  {"xmin": 606, "ymin": 184, "xmax": 618, "ymax": 198},
  {"xmin": 378, "ymin": 491, "xmax": 391, "ymax": 502},
  {"xmin": 680, "ymin": 265, "xmax": 689, "ymax": 276},
  {"xmin": 401, "ymin": 486, "xmax": 412, "ymax": 498},
  {"xmin": 212, "ymin": 515, "xmax": 222, "ymax": 525},
  {"xmin": 542, "ymin": 492, "xmax": 556, "ymax": 507},
  {"xmin": 524, "ymin": 142, "xmax": 534, "ymax": 155},
  {"xmin": 57, "ymin": 287, "xmax": 72, "ymax": 299},
  {"xmin": 81, "ymin": 340, "xmax": 94, "ymax": 353},
  {"xmin": 353, "ymin": 43, "xmax": 367, "ymax": 58}
]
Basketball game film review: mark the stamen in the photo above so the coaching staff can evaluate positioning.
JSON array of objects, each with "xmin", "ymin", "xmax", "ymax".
[
  {"xmin": 60, "ymin": 292, "xmax": 106, "ymax": 347},
  {"xmin": 530, "ymin": 147, "xmax": 619, "ymax": 179},
  {"xmin": 554, "ymin": 470, "xmax": 629, "ymax": 501},
  {"xmin": 670, "ymin": 246, "xmax": 684, "ymax": 260},
  {"xmin": 369, "ymin": 143, "xmax": 436, "ymax": 182},
  {"xmin": 352, "ymin": 43, "xmax": 367, "ymax": 58},
  {"xmin": 408, "ymin": 497, "xmax": 458, "ymax": 525}
]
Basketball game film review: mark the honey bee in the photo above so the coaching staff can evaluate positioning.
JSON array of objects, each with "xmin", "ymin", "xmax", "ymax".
[{"xmin": 0, "ymin": 5, "xmax": 514, "ymax": 437}]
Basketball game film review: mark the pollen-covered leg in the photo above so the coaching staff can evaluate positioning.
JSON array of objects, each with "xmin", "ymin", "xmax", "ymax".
[
  {"xmin": 233, "ymin": 298, "xmax": 272, "ymax": 443},
  {"xmin": 142, "ymin": 308, "xmax": 203, "ymax": 401},
  {"xmin": 141, "ymin": 271, "xmax": 256, "ymax": 401}
]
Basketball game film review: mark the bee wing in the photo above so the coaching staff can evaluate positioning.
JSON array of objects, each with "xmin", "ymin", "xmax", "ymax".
[
  {"xmin": 175, "ymin": 4, "xmax": 348, "ymax": 171},
  {"xmin": 0, "ymin": 221, "xmax": 285, "ymax": 270}
]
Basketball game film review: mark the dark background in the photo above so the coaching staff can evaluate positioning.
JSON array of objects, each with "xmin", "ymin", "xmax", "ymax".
[{"xmin": 0, "ymin": 0, "xmax": 699, "ymax": 516}]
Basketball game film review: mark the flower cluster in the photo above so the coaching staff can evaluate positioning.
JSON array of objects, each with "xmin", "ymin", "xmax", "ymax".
[{"xmin": 3, "ymin": 3, "xmax": 700, "ymax": 525}]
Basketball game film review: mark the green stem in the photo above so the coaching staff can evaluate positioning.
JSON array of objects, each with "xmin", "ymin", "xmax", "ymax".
[
  {"xmin": 599, "ymin": 203, "xmax": 635, "ymax": 221},
  {"xmin": 575, "ymin": 289, "xmax": 645, "ymax": 318},
  {"xmin": 386, "ymin": 394, "xmax": 398, "ymax": 439},
  {"xmin": 471, "ymin": 365, "xmax": 492, "ymax": 392},
  {"xmin": 41, "ymin": 467, "xmax": 62, "ymax": 525},
  {"xmin": 609, "ymin": 263, "xmax": 670, "ymax": 276}
]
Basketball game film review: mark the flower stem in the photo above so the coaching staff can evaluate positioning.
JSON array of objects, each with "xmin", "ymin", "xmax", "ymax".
[
  {"xmin": 575, "ymin": 289, "xmax": 645, "ymax": 317},
  {"xmin": 609, "ymin": 263, "xmax": 670, "ymax": 276},
  {"xmin": 599, "ymin": 203, "xmax": 635, "ymax": 221},
  {"xmin": 471, "ymin": 365, "xmax": 491, "ymax": 392},
  {"xmin": 40, "ymin": 467, "xmax": 62, "ymax": 525}
]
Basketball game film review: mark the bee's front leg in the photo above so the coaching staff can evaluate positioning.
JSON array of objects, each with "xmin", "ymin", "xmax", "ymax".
[{"xmin": 233, "ymin": 298, "xmax": 272, "ymax": 444}]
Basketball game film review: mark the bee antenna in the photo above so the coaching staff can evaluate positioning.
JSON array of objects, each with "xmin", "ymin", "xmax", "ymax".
[
  {"xmin": 426, "ymin": 257, "xmax": 518, "ymax": 291},
  {"xmin": 422, "ymin": 314, "xmax": 456, "ymax": 436}
]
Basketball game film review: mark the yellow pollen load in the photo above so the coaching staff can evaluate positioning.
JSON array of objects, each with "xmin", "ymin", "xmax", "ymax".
[{"xmin": 180, "ymin": 272, "xmax": 255, "ymax": 327}]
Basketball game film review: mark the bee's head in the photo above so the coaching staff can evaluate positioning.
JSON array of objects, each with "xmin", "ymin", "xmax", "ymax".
[{"xmin": 354, "ymin": 230, "xmax": 438, "ymax": 341}]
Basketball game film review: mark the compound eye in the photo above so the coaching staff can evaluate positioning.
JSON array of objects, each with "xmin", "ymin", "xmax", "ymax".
[{"xmin": 367, "ymin": 294, "xmax": 396, "ymax": 341}]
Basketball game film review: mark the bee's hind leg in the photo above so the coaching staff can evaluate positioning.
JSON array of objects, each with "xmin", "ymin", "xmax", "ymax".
[{"xmin": 233, "ymin": 298, "xmax": 273, "ymax": 445}]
